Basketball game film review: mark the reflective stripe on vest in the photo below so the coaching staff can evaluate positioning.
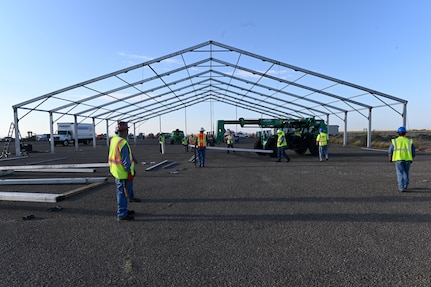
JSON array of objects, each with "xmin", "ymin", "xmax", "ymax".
[
  {"xmin": 317, "ymin": 132, "xmax": 328, "ymax": 146},
  {"xmin": 108, "ymin": 135, "xmax": 135, "ymax": 179},
  {"xmin": 197, "ymin": 133, "xmax": 206, "ymax": 147},
  {"xmin": 391, "ymin": 137, "xmax": 413, "ymax": 161}
]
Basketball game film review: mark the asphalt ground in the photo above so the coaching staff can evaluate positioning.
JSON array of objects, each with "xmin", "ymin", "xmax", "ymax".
[{"xmin": 1, "ymin": 138, "xmax": 431, "ymax": 287}]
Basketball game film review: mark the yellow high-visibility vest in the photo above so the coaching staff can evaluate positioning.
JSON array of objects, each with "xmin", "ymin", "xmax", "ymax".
[
  {"xmin": 316, "ymin": 132, "xmax": 328, "ymax": 146},
  {"xmin": 108, "ymin": 135, "xmax": 135, "ymax": 179},
  {"xmin": 391, "ymin": 137, "xmax": 413, "ymax": 161},
  {"xmin": 227, "ymin": 134, "xmax": 234, "ymax": 144},
  {"xmin": 277, "ymin": 133, "xmax": 287, "ymax": 147}
]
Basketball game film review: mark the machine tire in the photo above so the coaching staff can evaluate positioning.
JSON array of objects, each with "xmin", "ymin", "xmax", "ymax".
[
  {"xmin": 254, "ymin": 138, "xmax": 266, "ymax": 156},
  {"xmin": 63, "ymin": 140, "xmax": 69, "ymax": 146},
  {"xmin": 265, "ymin": 136, "xmax": 277, "ymax": 158},
  {"xmin": 309, "ymin": 139, "xmax": 319, "ymax": 156},
  {"xmin": 294, "ymin": 148, "xmax": 307, "ymax": 154}
]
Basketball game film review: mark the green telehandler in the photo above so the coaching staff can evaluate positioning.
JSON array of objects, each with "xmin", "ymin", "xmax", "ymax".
[{"xmin": 216, "ymin": 117, "xmax": 327, "ymax": 157}]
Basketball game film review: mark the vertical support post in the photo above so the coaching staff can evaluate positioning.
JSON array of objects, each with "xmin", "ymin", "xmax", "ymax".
[
  {"xmin": 159, "ymin": 116, "xmax": 162, "ymax": 134},
  {"xmin": 13, "ymin": 108, "xmax": 21, "ymax": 156},
  {"xmin": 105, "ymin": 119, "xmax": 109, "ymax": 147},
  {"xmin": 367, "ymin": 108, "xmax": 372, "ymax": 148},
  {"xmin": 92, "ymin": 117, "xmax": 96, "ymax": 148},
  {"xmin": 184, "ymin": 107, "xmax": 187, "ymax": 136},
  {"xmin": 74, "ymin": 115, "xmax": 79, "ymax": 151},
  {"xmin": 343, "ymin": 112, "xmax": 348, "ymax": 146},
  {"xmin": 402, "ymin": 102, "xmax": 407, "ymax": 128},
  {"xmin": 133, "ymin": 123, "xmax": 137, "ymax": 145},
  {"xmin": 49, "ymin": 112, "xmax": 55, "ymax": 154}
]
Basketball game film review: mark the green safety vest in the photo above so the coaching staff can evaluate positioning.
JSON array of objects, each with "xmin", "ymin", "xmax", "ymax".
[
  {"xmin": 391, "ymin": 137, "xmax": 413, "ymax": 161},
  {"xmin": 108, "ymin": 135, "xmax": 135, "ymax": 179}
]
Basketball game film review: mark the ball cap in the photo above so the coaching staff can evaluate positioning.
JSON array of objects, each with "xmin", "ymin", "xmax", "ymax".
[{"xmin": 117, "ymin": 121, "xmax": 129, "ymax": 131}]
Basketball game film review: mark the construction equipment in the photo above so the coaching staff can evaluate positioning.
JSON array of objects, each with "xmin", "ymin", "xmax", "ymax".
[
  {"xmin": 216, "ymin": 117, "xmax": 327, "ymax": 156},
  {"xmin": 170, "ymin": 129, "xmax": 185, "ymax": 144}
]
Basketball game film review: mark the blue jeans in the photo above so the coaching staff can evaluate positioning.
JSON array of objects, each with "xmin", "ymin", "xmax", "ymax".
[
  {"xmin": 277, "ymin": 146, "xmax": 289, "ymax": 160},
  {"xmin": 395, "ymin": 160, "xmax": 411, "ymax": 191},
  {"xmin": 115, "ymin": 178, "xmax": 133, "ymax": 218},
  {"xmin": 319, "ymin": 145, "xmax": 328, "ymax": 160},
  {"xmin": 197, "ymin": 147, "xmax": 206, "ymax": 166}
]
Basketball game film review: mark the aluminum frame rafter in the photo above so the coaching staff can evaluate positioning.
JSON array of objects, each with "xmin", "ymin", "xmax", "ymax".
[{"xmin": 12, "ymin": 40, "xmax": 407, "ymax": 154}]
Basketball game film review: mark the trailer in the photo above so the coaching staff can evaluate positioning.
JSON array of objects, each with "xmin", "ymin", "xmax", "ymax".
[{"xmin": 51, "ymin": 123, "xmax": 95, "ymax": 146}]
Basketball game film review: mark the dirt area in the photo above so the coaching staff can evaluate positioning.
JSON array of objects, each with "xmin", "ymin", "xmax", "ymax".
[{"xmin": 332, "ymin": 129, "xmax": 431, "ymax": 152}]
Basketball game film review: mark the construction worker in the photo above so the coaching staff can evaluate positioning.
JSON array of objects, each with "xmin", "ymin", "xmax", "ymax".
[
  {"xmin": 292, "ymin": 128, "xmax": 301, "ymax": 148},
  {"xmin": 159, "ymin": 132, "xmax": 165, "ymax": 154},
  {"xmin": 196, "ymin": 127, "xmax": 207, "ymax": 167},
  {"xmin": 226, "ymin": 131, "xmax": 235, "ymax": 154},
  {"xmin": 189, "ymin": 133, "xmax": 196, "ymax": 152},
  {"xmin": 108, "ymin": 121, "xmax": 139, "ymax": 221},
  {"xmin": 276, "ymin": 129, "xmax": 290, "ymax": 162},
  {"xmin": 316, "ymin": 128, "xmax": 329, "ymax": 161},
  {"xmin": 182, "ymin": 134, "xmax": 189, "ymax": 152},
  {"xmin": 388, "ymin": 126, "xmax": 416, "ymax": 192}
]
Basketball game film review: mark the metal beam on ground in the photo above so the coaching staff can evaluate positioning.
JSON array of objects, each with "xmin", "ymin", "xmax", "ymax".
[
  {"xmin": 0, "ymin": 163, "xmax": 109, "ymax": 171},
  {"xmin": 0, "ymin": 177, "xmax": 107, "ymax": 185},
  {"xmin": 145, "ymin": 160, "xmax": 168, "ymax": 171},
  {"xmin": 162, "ymin": 162, "xmax": 177, "ymax": 169},
  {"xmin": 206, "ymin": 146, "xmax": 273, "ymax": 153},
  {"xmin": 26, "ymin": 157, "xmax": 69, "ymax": 165},
  {"xmin": 15, "ymin": 168, "xmax": 96, "ymax": 173},
  {"xmin": 62, "ymin": 181, "xmax": 108, "ymax": 198},
  {"xmin": 0, "ymin": 192, "xmax": 65, "ymax": 203}
]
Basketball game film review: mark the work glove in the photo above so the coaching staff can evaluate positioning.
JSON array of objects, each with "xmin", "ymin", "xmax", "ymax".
[{"xmin": 127, "ymin": 173, "xmax": 134, "ymax": 181}]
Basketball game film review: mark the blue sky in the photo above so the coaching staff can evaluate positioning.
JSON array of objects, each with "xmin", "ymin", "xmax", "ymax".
[{"xmin": 1, "ymin": 0, "xmax": 430, "ymax": 137}]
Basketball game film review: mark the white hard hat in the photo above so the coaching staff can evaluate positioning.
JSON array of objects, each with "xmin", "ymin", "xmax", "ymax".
[{"xmin": 200, "ymin": 127, "xmax": 205, "ymax": 132}]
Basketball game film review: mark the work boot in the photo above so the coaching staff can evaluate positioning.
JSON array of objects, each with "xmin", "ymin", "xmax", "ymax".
[
  {"xmin": 118, "ymin": 214, "xmax": 134, "ymax": 221},
  {"xmin": 129, "ymin": 198, "xmax": 141, "ymax": 203}
]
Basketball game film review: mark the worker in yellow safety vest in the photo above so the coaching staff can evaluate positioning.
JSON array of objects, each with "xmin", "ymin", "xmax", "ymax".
[
  {"xmin": 316, "ymin": 128, "xmax": 329, "ymax": 161},
  {"xmin": 388, "ymin": 126, "xmax": 416, "ymax": 192},
  {"xmin": 196, "ymin": 127, "xmax": 207, "ymax": 167},
  {"xmin": 159, "ymin": 133, "xmax": 165, "ymax": 154},
  {"xmin": 182, "ymin": 135, "xmax": 189, "ymax": 152},
  {"xmin": 226, "ymin": 131, "xmax": 235, "ymax": 154},
  {"xmin": 108, "ymin": 121, "xmax": 140, "ymax": 221},
  {"xmin": 276, "ymin": 129, "xmax": 290, "ymax": 162},
  {"xmin": 189, "ymin": 134, "xmax": 196, "ymax": 152}
]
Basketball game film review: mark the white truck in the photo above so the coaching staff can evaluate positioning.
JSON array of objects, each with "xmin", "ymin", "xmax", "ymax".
[{"xmin": 51, "ymin": 123, "xmax": 95, "ymax": 146}]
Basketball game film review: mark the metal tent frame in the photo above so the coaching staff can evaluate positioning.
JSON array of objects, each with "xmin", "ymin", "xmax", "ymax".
[{"xmin": 12, "ymin": 40, "xmax": 407, "ymax": 155}]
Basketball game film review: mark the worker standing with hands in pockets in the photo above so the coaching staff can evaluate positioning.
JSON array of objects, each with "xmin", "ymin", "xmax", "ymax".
[{"xmin": 108, "ymin": 121, "xmax": 139, "ymax": 221}]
